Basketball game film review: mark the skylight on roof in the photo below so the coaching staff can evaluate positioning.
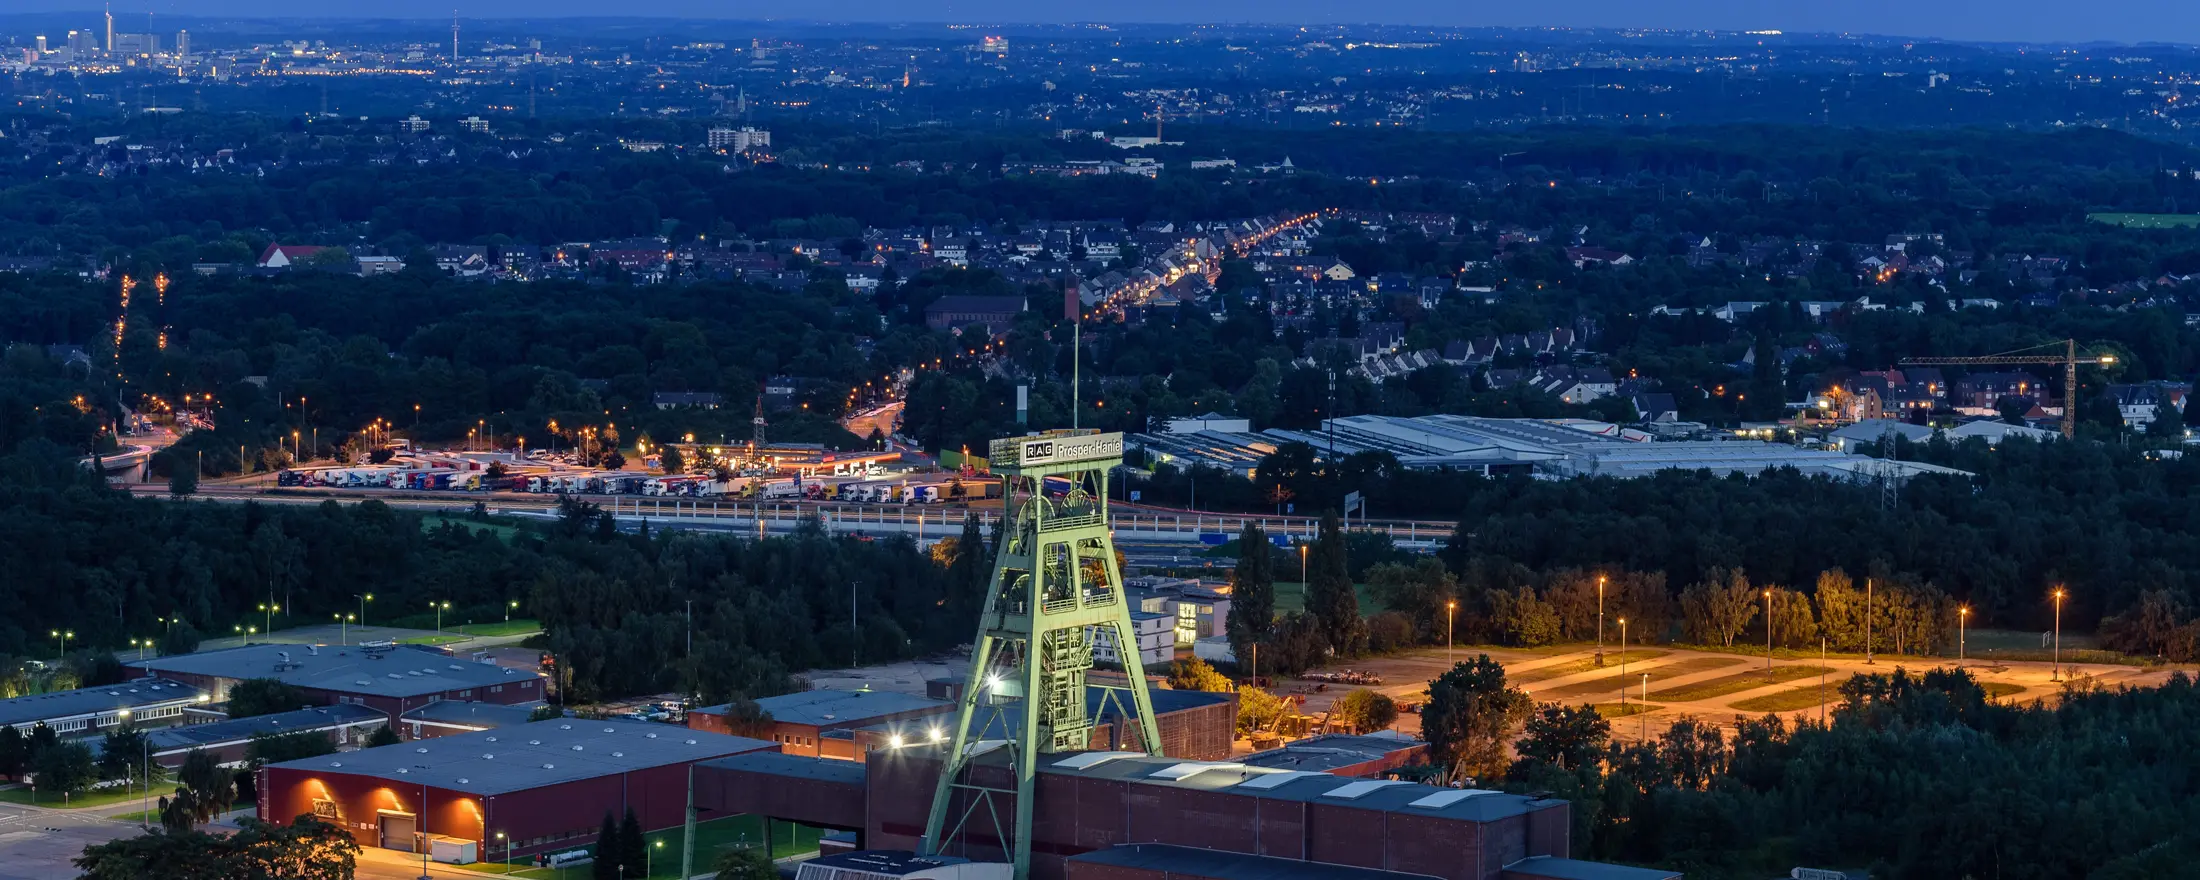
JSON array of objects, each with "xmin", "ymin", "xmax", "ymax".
[
  {"xmin": 1407, "ymin": 788, "xmax": 1499, "ymax": 809},
  {"xmin": 1319, "ymin": 779, "xmax": 1411, "ymax": 800}
]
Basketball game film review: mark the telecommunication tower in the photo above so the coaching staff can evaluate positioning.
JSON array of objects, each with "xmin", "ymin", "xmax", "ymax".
[{"xmin": 921, "ymin": 430, "xmax": 1160, "ymax": 877}]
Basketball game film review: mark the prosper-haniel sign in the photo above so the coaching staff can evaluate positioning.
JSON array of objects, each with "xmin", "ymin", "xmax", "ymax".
[{"xmin": 993, "ymin": 432, "xmax": 1123, "ymax": 466}]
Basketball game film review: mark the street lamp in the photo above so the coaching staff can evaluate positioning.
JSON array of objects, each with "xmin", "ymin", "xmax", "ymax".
[
  {"xmin": 51, "ymin": 629, "xmax": 71, "ymax": 663},
  {"xmin": 507, "ymin": 600, "xmax": 519, "ymax": 623},
  {"xmin": 335, "ymin": 612, "xmax": 355, "ymax": 645},
  {"xmin": 1595, "ymin": 574, "xmax": 1606, "ymax": 667},
  {"xmin": 2052, "ymin": 588, "xmax": 2066, "ymax": 681},
  {"xmin": 434, "ymin": 601, "xmax": 451, "ymax": 634},
  {"xmin": 1957, "ymin": 606, "xmax": 1969, "ymax": 664},
  {"xmin": 650, "ymin": 839, "xmax": 664, "ymax": 878},
  {"xmin": 357, "ymin": 593, "xmax": 373, "ymax": 629},
  {"xmin": 259, "ymin": 603, "xmax": 279, "ymax": 637},
  {"xmin": 1763, "ymin": 590, "xmax": 1773, "ymax": 677},
  {"xmin": 234, "ymin": 624, "xmax": 246, "ymax": 646},
  {"xmin": 1298, "ymin": 544, "xmax": 1307, "ymax": 583},
  {"xmin": 1617, "ymin": 618, "xmax": 1628, "ymax": 708},
  {"xmin": 1445, "ymin": 600, "xmax": 1457, "ymax": 667}
]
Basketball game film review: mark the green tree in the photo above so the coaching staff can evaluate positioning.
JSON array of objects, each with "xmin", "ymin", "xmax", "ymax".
[
  {"xmin": 224, "ymin": 679, "xmax": 307, "ymax": 718},
  {"xmin": 1329, "ymin": 689, "xmax": 1398, "ymax": 733},
  {"xmin": 713, "ymin": 845, "xmax": 775, "ymax": 880},
  {"xmin": 1513, "ymin": 704, "xmax": 1610, "ymax": 773},
  {"xmin": 31, "ymin": 740, "xmax": 94, "ymax": 799},
  {"xmin": 1236, "ymin": 686, "xmax": 1292, "ymax": 736},
  {"xmin": 592, "ymin": 812, "xmax": 621, "ymax": 880},
  {"xmin": 97, "ymin": 725, "xmax": 151, "ymax": 784},
  {"xmin": 160, "ymin": 622, "xmax": 202, "ymax": 656},
  {"xmin": 1304, "ymin": 512, "xmax": 1365, "ymax": 656},
  {"xmin": 1420, "ymin": 655, "xmax": 1532, "ymax": 785},
  {"xmin": 1679, "ymin": 568, "xmax": 1759, "ymax": 647},
  {"xmin": 76, "ymin": 816, "xmax": 359, "ymax": 880},
  {"xmin": 246, "ymin": 731, "xmax": 336, "ymax": 769},
  {"xmin": 659, "ymin": 444, "xmax": 685, "ymax": 474},
  {"xmin": 1227, "ymin": 523, "xmax": 1276, "ymax": 662},
  {"xmin": 174, "ymin": 749, "xmax": 235, "ymax": 825},
  {"xmin": 366, "ymin": 725, "xmax": 402, "ymax": 748},
  {"xmin": 1365, "ymin": 559, "xmax": 1458, "ymax": 644},
  {"xmin": 1166, "ymin": 657, "xmax": 1235, "ymax": 693},
  {"xmin": 0, "ymin": 724, "xmax": 26, "ymax": 780},
  {"xmin": 168, "ymin": 463, "xmax": 198, "ymax": 495},
  {"xmin": 619, "ymin": 807, "xmax": 647, "ymax": 880}
]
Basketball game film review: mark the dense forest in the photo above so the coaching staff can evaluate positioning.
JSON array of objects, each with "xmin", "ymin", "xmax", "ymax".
[{"xmin": 0, "ymin": 451, "xmax": 986, "ymax": 703}]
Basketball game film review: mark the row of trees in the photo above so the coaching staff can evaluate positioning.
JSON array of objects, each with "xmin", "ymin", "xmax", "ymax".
[{"xmin": 1415, "ymin": 658, "xmax": 2200, "ymax": 879}]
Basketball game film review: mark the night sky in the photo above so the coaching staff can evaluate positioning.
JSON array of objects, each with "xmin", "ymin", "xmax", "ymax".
[{"xmin": 11, "ymin": 0, "xmax": 2200, "ymax": 45}]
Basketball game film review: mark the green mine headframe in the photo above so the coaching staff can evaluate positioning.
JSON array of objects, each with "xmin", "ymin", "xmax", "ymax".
[{"xmin": 920, "ymin": 430, "xmax": 1162, "ymax": 877}]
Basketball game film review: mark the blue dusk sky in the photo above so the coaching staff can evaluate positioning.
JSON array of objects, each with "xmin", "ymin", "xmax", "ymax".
[{"xmin": 13, "ymin": 0, "xmax": 2200, "ymax": 46}]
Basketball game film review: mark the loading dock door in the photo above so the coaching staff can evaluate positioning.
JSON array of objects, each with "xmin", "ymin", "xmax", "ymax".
[{"xmin": 379, "ymin": 813, "xmax": 418, "ymax": 852}]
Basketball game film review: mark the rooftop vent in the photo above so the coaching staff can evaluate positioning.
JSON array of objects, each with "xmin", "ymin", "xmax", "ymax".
[
  {"xmin": 395, "ymin": 768, "xmax": 409, "ymax": 774},
  {"xmin": 486, "ymin": 737, "xmax": 498, "ymax": 742},
  {"xmin": 611, "ymin": 752, "xmax": 624, "ymax": 758},
  {"xmin": 329, "ymin": 762, "xmax": 343, "ymax": 768},
  {"xmin": 448, "ymin": 665, "xmax": 464, "ymax": 671},
  {"xmin": 415, "ymin": 748, "xmax": 429, "ymax": 754},
  {"xmin": 645, "ymin": 733, "xmax": 659, "ymax": 739},
  {"xmin": 541, "ymin": 763, "xmax": 555, "ymax": 770},
  {"xmin": 529, "ymin": 740, "xmax": 541, "ymax": 746},
  {"xmin": 559, "ymin": 724, "xmax": 572, "ymax": 730},
  {"xmin": 482, "ymin": 754, "xmax": 494, "ymax": 760},
  {"xmin": 684, "ymin": 739, "xmax": 697, "ymax": 745},
  {"xmin": 355, "ymin": 680, "xmax": 373, "ymax": 687},
  {"xmin": 570, "ymin": 745, "xmax": 583, "ymax": 751},
  {"xmin": 456, "ymin": 778, "xmax": 468, "ymax": 785},
  {"xmin": 602, "ymin": 727, "xmax": 614, "ymax": 733}
]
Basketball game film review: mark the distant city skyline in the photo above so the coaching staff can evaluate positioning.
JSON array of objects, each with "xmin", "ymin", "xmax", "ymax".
[{"xmin": 8, "ymin": 0, "xmax": 2200, "ymax": 47}]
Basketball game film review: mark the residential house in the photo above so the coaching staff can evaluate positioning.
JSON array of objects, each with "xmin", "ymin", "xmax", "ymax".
[
  {"xmin": 257, "ymin": 244, "xmax": 326, "ymax": 269},
  {"xmin": 653, "ymin": 392, "xmax": 724, "ymax": 410}
]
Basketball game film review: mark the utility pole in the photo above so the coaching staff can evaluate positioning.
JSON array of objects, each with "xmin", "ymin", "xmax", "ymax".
[
  {"xmin": 1865, "ymin": 578, "xmax": 1874, "ymax": 665},
  {"xmin": 1595, "ymin": 574, "xmax": 1606, "ymax": 666}
]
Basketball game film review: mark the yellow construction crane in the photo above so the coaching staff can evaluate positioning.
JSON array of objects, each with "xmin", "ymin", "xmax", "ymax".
[{"xmin": 1902, "ymin": 339, "xmax": 2115, "ymax": 438}]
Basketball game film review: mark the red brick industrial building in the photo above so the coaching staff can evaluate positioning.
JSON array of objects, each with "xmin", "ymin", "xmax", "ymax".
[
  {"xmin": 257, "ymin": 719, "xmax": 772, "ymax": 861},
  {"xmin": 693, "ymin": 746, "xmax": 1673, "ymax": 880}
]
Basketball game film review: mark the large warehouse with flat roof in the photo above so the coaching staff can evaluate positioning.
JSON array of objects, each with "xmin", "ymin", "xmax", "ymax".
[
  {"xmin": 133, "ymin": 643, "xmax": 544, "ymax": 722},
  {"xmin": 257, "ymin": 719, "xmax": 774, "ymax": 860},
  {"xmin": 0, "ymin": 678, "xmax": 207, "ymax": 737}
]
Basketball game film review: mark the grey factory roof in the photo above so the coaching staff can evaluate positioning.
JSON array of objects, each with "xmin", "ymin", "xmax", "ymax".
[
  {"xmin": 799, "ymin": 851, "xmax": 972, "ymax": 877},
  {"xmin": 145, "ymin": 705, "xmax": 386, "ymax": 754},
  {"xmin": 1135, "ymin": 414, "xmax": 1973, "ymax": 481},
  {"xmin": 267, "ymin": 719, "xmax": 773, "ymax": 795},
  {"xmin": 1501, "ymin": 856, "xmax": 1683, "ymax": 880},
  {"xmin": 698, "ymin": 749, "xmax": 868, "ymax": 787},
  {"xmin": 961, "ymin": 687, "xmax": 1232, "ymax": 742},
  {"xmin": 1036, "ymin": 751, "xmax": 1554, "ymax": 824},
  {"xmin": 1238, "ymin": 732, "xmax": 1425, "ymax": 774},
  {"xmin": 1069, "ymin": 843, "xmax": 1441, "ymax": 880},
  {"xmin": 0, "ymin": 678, "xmax": 206, "ymax": 729},
  {"xmin": 402, "ymin": 700, "xmax": 540, "ymax": 729},
  {"xmin": 134, "ymin": 644, "xmax": 540, "ymax": 699},
  {"xmin": 695, "ymin": 689, "xmax": 950, "ymax": 729}
]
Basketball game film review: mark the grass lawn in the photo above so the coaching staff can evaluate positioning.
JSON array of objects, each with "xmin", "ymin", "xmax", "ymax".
[
  {"xmin": 1510, "ymin": 650, "xmax": 1668, "ymax": 685},
  {"xmin": 1730, "ymin": 684, "xmax": 1841, "ymax": 714},
  {"xmin": 1271, "ymin": 581, "xmax": 1385, "ymax": 615},
  {"xmin": 1649, "ymin": 665, "xmax": 1832, "ymax": 703},
  {"xmin": 425, "ymin": 516, "xmax": 527, "ymax": 540},
  {"xmin": 454, "ymin": 619, "xmax": 542, "ymax": 638},
  {"xmin": 457, "ymin": 815, "xmax": 822, "ymax": 880},
  {"xmin": 1540, "ymin": 657, "xmax": 1742, "ymax": 700},
  {"xmin": 0, "ymin": 785, "xmax": 154, "ymax": 809},
  {"xmin": 1982, "ymin": 681, "xmax": 2029, "ymax": 700},
  {"xmin": 1592, "ymin": 701, "xmax": 1660, "ymax": 718},
  {"xmin": 397, "ymin": 634, "xmax": 471, "ymax": 646},
  {"xmin": 2089, "ymin": 211, "xmax": 2200, "ymax": 229}
]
